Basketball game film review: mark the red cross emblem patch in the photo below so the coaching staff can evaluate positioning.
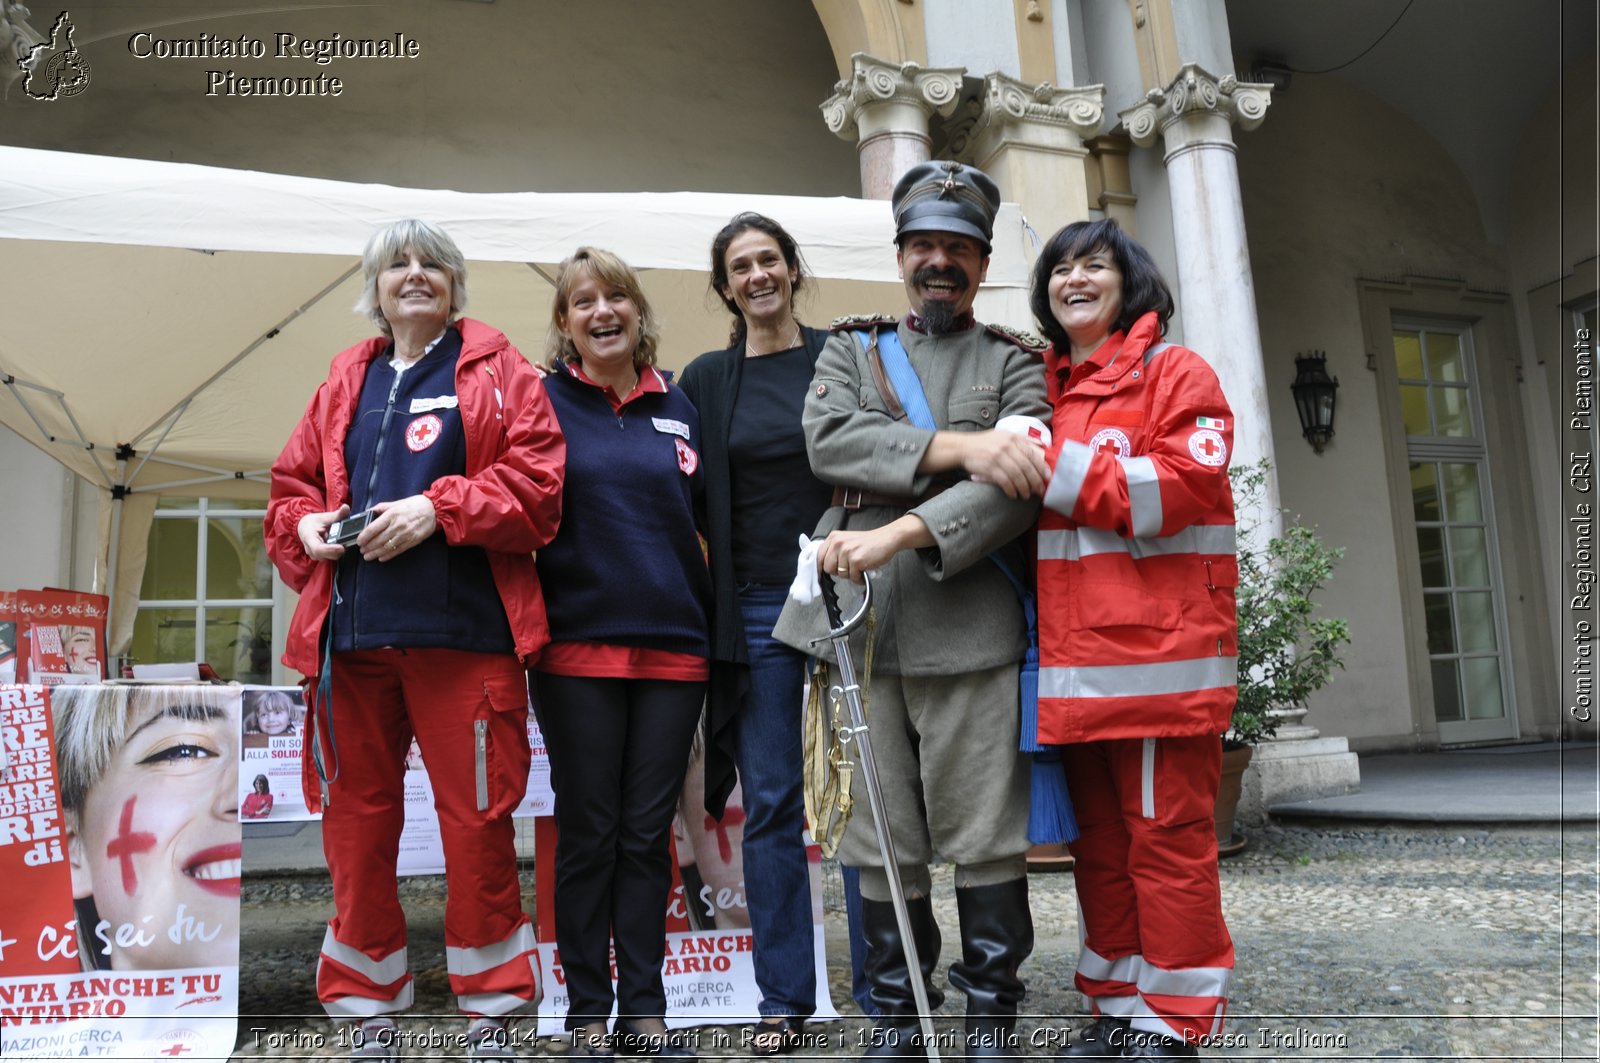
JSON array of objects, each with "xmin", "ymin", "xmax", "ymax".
[
  {"xmin": 406, "ymin": 414, "xmax": 443, "ymax": 453},
  {"xmin": 1188, "ymin": 428, "xmax": 1227, "ymax": 467},
  {"xmin": 1088, "ymin": 426, "xmax": 1132, "ymax": 458},
  {"xmin": 675, "ymin": 437, "xmax": 699, "ymax": 476}
]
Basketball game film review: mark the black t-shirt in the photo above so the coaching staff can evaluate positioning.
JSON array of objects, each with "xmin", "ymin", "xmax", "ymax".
[{"xmin": 728, "ymin": 346, "xmax": 835, "ymax": 583}]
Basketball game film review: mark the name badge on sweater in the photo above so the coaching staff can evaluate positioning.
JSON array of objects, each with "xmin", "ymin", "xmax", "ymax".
[
  {"xmin": 652, "ymin": 417, "xmax": 691, "ymax": 440},
  {"xmin": 409, "ymin": 395, "xmax": 459, "ymax": 414}
]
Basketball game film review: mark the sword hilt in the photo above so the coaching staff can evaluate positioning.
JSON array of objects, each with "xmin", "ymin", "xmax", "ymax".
[{"xmin": 819, "ymin": 570, "xmax": 872, "ymax": 639}]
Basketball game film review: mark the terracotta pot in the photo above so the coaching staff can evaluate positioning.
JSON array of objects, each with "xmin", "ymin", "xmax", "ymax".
[{"xmin": 1214, "ymin": 744, "xmax": 1253, "ymax": 854}]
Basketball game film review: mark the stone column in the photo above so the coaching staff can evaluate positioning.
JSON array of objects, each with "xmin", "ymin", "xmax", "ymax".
[
  {"xmin": 1119, "ymin": 63, "xmax": 1277, "ymax": 494},
  {"xmin": 821, "ymin": 53, "xmax": 965, "ymax": 199},
  {"xmin": 949, "ymin": 72, "xmax": 1104, "ymax": 242}
]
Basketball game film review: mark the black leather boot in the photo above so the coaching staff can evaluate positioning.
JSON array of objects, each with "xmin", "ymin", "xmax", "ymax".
[
  {"xmin": 860, "ymin": 896, "xmax": 944, "ymax": 1060},
  {"xmin": 948, "ymin": 880, "xmax": 1034, "ymax": 1062}
]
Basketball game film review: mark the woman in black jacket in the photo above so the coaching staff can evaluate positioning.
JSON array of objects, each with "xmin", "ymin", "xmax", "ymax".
[{"xmin": 678, "ymin": 213, "xmax": 833, "ymax": 1053}]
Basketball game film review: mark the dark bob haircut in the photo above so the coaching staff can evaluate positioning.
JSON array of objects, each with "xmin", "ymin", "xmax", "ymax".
[
  {"xmin": 1029, "ymin": 218, "xmax": 1175, "ymax": 352},
  {"xmin": 708, "ymin": 212, "xmax": 809, "ymax": 346}
]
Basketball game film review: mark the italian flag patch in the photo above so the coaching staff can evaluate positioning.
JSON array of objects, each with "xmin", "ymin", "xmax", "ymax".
[{"xmin": 1197, "ymin": 416, "xmax": 1226, "ymax": 429}]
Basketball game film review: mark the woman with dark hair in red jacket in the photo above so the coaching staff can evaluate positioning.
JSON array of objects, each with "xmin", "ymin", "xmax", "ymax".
[
  {"xmin": 266, "ymin": 218, "xmax": 565, "ymax": 1062},
  {"xmin": 1032, "ymin": 219, "xmax": 1237, "ymax": 1062}
]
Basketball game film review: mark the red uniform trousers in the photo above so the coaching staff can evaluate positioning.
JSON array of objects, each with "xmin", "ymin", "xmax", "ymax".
[
  {"xmin": 1062, "ymin": 735, "xmax": 1233, "ymax": 1044},
  {"xmin": 312, "ymin": 647, "xmax": 540, "ymax": 1020}
]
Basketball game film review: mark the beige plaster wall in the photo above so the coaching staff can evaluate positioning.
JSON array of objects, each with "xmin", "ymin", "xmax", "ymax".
[
  {"xmin": 1235, "ymin": 74, "xmax": 1542, "ymax": 749},
  {"xmin": 1, "ymin": 0, "xmax": 858, "ymax": 196}
]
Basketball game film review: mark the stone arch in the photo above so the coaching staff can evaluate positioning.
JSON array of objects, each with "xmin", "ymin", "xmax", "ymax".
[{"xmin": 810, "ymin": 0, "xmax": 927, "ymax": 76}]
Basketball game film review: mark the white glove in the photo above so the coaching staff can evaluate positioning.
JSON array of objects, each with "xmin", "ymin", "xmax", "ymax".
[{"xmin": 789, "ymin": 533, "xmax": 822, "ymax": 603}]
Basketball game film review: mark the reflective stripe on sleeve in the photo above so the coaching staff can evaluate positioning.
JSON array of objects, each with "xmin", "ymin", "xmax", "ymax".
[
  {"xmin": 1038, "ymin": 524, "xmax": 1236, "ymax": 561},
  {"xmin": 1124, "ymin": 456, "xmax": 1163, "ymax": 537},
  {"xmin": 1040, "ymin": 656, "xmax": 1238, "ymax": 699},
  {"xmin": 1046, "ymin": 440, "xmax": 1093, "ymax": 517}
]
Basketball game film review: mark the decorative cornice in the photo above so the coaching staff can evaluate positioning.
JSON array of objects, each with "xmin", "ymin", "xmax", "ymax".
[
  {"xmin": 1118, "ymin": 62, "xmax": 1272, "ymax": 147},
  {"xmin": 821, "ymin": 52, "xmax": 965, "ymax": 143},
  {"xmin": 947, "ymin": 74, "xmax": 1104, "ymax": 161}
]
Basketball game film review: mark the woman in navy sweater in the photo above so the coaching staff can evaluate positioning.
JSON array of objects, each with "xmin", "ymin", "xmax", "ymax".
[{"xmin": 534, "ymin": 247, "xmax": 710, "ymax": 1059}]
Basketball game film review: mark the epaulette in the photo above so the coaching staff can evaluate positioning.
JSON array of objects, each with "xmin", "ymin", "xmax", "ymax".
[
  {"xmin": 984, "ymin": 322, "xmax": 1048, "ymax": 353},
  {"xmin": 830, "ymin": 313, "xmax": 900, "ymax": 332}
]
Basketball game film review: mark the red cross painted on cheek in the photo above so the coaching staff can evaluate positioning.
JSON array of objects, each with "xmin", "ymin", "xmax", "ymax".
[
  {"xmin": 106, "ymin": 796, "xmax": 156, "ymax": 896},
  {"xmin": 701, "ymin": 807, "xmax": 747, "ymax": 863}
]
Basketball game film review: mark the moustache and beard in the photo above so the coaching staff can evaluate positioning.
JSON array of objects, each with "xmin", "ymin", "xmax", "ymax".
[{"xmin": 910, "ymin": 264, "xmax": 972, "ymax": 335}]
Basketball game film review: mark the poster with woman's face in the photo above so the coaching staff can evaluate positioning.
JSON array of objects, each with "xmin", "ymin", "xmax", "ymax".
[{"xmin": 54, "ymin": 685, "xmax": 243, "ymax": 971}]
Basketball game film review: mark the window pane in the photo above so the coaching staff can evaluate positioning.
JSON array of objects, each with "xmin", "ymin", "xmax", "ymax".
[
  {"xmin": 1461, "ymin": 657, "xmax": 1504, "ymax": 721},
  {"xmin": 205, "ymin": 606, "xmax": 273, "ymax": 685},
  {"xmin": 1411, "ymin": 463, "xmax": 1440, "ymax": 522},
  {"xmin": 207, "ymin": 516, "xmax": 273, "ymax": 600},
  {"xmin": 1400, "ymin": 384, "xmax": 1431, "ymax": 435},
  {"xmin": 1393, "ymin": 331, "xmax": 1424, "ymax": 380},
  {"xmin": 1449, "ymin": 526, "xmax": 1490, "ymax": 587},
  {"xmin": 140, "ymin": 518, "xmax": 198, "ymax": 599},
  {"xmin": 1440, "ymin": 463, "xmax": 1483, "ymax": 521},
  {"xmin": 156, "ymin": 497, "xmax": 200, "ymax": 513},
  {"xmin": 1425, "ymin": 331, "xmax": 1464, "ymax": 383},
  {"xmin": 1455, "ymin": 592, "xmax": 1497, "ymax": 653},
  {"xmin": 130, "ymin": 607, "xmax": 197, "ymax": 669},
  {"xmin": 1433, "ymin": 385, "xmax": 1472, "ymax": 437},
  {"xmin": 1430, "ymin": 658, "xmax": 1462, "ymax": 723},
  {"xmin": 1424, "ymin": 592, "xmax": 1455, "ymax": 654},
  {"xmin": 1416, "ymin": 526, "xmax": 1447, "ymax": 588}
]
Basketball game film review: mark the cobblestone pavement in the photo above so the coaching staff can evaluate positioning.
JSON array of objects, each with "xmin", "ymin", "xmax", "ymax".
[{"xmin": 232, "ymin": 823, "xmax": 1598, "ymax": 1061}]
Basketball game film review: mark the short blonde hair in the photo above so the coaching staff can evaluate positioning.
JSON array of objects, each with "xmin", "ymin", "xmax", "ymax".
[
  {"xmin": 544, "ymin": 246, "xmax": 661, "ymax": 372},
  {"xmin": 51, "ymin": 685, "xmax": 241, "ymax": 822},
  {"xmin": 353, "ymin": 219, "xmax": 469, "ymax": 337}
]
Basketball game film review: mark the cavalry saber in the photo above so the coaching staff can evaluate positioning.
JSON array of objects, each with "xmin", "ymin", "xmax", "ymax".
[{"xmin": 816, "ymin": 573, "xmax": 942, "ymax": 1063}]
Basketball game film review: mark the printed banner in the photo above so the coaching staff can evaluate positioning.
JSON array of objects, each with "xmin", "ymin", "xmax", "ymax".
[
  {"xmin": 0, "ymin": 684, "xmax": 239, "ymax": 1060},
  {"xmin": 239, "ymin": 687, "xmax": 552, "ymax": 876}
]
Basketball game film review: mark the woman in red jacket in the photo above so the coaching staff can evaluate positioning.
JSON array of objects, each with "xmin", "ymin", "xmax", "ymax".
[
  {"xmin": 1031, "ymin": 219, "xmax": 1237, "ymax": 1062},
  {"xmin": 266, "ymin": 219, "xmax": 564, "ymax": 1062}
]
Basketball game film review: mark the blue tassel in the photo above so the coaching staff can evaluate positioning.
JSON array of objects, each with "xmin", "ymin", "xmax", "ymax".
[
  {"xmin": 1018, "ymin": 646, "xmax": 1078, "ymax": 844},
  {"xmin": 1027, "ymin": 749, "xmax": 1079, "ymax": 845}
]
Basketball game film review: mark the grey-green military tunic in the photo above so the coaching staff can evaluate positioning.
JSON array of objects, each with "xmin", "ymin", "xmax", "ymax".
[{"xmin": 774, "ymin": 313, "xmax": 1048, "ymax": 871}]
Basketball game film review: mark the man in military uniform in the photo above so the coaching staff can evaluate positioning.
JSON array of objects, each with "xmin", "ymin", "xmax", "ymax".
[{"xmin": 775, "ymin": 161, "xmax": 1050, "ymax": 1060}]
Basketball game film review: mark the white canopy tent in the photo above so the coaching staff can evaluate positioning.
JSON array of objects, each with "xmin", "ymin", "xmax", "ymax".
[{"xmin": 0, "ymin": 145, "xmax": 1040, "ymax": 651}]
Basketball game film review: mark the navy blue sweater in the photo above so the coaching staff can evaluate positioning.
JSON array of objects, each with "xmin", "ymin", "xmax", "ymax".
[
  {"xmin": 537, "ymin": 363, "xmax": 710, "ymax": 656},
  {"xmin": 333, "ymin": 328, "xmax": 513, "ymax": 653}
]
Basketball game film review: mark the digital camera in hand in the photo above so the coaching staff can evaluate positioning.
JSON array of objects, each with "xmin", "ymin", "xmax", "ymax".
[{"xmin": 327, "ymin": 509, "xmax": 375, "ymax": 546}]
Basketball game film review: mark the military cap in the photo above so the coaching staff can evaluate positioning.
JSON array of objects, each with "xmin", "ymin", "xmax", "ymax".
[{"xmin": 891, "ymin": 161, "xmax": 1001, "ymax": 252}]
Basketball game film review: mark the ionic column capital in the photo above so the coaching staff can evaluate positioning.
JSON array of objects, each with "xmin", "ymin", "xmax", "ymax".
[
  {"xmin": 820, "ymin": 52, "xmax": 966, "ymax": 144},
  {"xmin": 1118, "ymin": 62, "xmax": 1272, "ymax": 154}
]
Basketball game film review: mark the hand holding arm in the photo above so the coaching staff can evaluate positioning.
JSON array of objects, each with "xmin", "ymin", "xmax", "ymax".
[
  {"xmin": 919, "ymin": 429, "xmax": 1049, "ymax": 499},
  {"xmin": 816, "ymin": 514, "xmax": 934, "ymax": 583}
]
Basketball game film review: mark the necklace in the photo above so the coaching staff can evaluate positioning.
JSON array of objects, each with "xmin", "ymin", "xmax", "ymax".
[{"xmin": 745, "ymin": 323, "xmax": 803, "ymax": 358}]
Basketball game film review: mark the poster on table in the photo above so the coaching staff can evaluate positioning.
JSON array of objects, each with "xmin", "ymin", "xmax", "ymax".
[
  {"xmin": 0, "ymin": 684, "xmax": 239, "ymax": 1061},
  {"xmin": 526, "ymin": 723, "xmax": 840, "ymax": 1039},
  {"xmin": 238, "ymin": 687, "xmax": 552, "ymax": 875},
  {"xmin": 13, "ymin": 591, "xmax": 108, "ymax": 687}
]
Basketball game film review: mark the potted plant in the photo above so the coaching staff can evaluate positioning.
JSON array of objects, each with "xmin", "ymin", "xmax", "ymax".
[{"xmin": 1216, "ymin": 461, "xmax": 1351, "ymax": 850}]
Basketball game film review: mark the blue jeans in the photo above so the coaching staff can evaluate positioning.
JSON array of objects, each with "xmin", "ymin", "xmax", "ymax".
[{"xmin": 736, "ymin": 584, "xmax": 818, "ymax": 1019}]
